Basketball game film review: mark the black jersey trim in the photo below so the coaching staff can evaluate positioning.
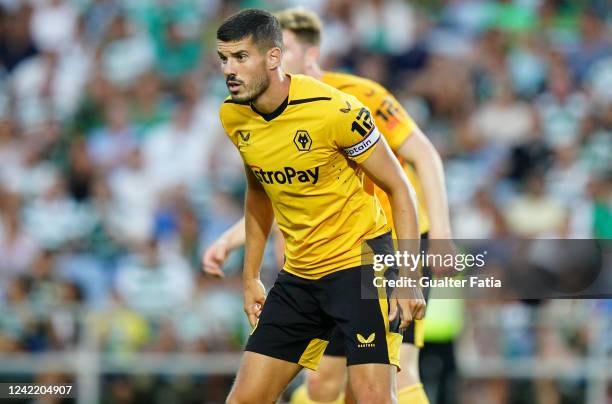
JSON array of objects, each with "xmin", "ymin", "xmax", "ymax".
[
  {"xmin": 223, "ymin": 99, "xmax": 249, "ymax": 105},
  {"xmin": 288, "ymin": 97, "xmax": 332, "ymax": 105},
  {"xmin": 250, "ymin": 96, "xmax": 289, "ymax": 121},
  {"xmin": 226, "ymin": 96, "xmax": 331, "ymax": 121}
]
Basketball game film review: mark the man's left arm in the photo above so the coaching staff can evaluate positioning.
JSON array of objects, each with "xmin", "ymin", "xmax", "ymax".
[
  {"xmin": 397, "ymin": 128, "xmax": 452, "ymax": 239},
  {"xmin": 373, "ymin": 93, "xmax": 458, "ymax": 276},
  {"xmin": 360, "ymin": 139, "xmax": 419, "ymax": 243},
  {"xmin": 359, "ymin": 137, "xmax": 426, "ymax": 328},
  {"xmin": 373, "ymin": 92, "xmax": 452, "ymax": 239},
  {"xmin": 332, "ymin": 96, "xmax": 425, "ymax": 327}
]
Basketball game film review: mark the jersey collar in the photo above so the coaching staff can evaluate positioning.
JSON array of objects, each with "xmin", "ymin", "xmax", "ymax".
[
  {"xmin": 250, "ymin": 74, "xmax": 295, "ymax": 122},
  {"xmin": 250, "ymin": 96, "xmax": 289, "ymax": 122}
]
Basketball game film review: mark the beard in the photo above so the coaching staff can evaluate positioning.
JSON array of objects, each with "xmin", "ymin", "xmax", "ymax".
[{"xmin": 228, "ymin": 69, "xmax": 270, "ymax": 104}]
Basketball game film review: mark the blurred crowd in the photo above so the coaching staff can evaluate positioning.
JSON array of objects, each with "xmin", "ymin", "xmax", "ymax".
[{"xmin": 0, "ymin": 0, "xmax": 610, "ymax": 401}]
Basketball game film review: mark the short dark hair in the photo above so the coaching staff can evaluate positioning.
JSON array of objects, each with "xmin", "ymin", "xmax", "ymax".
[{"xmin": 217, "ymin": 9, "xmax": 283, "ymax": 52}]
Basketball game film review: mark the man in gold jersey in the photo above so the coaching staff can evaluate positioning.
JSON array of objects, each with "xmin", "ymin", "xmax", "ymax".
[
  {"xmin": 215, "ymin": 9, "xmax": 425, "ymax": 404},
  {"xmin": 205, "ymin": 7, "xmax": 452, "ymax": 404}
]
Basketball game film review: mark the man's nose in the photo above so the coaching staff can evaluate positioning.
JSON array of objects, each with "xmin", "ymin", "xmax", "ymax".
[{"xmin": 222, "ymin": 59, "xmax": 237, "ymax": 76}]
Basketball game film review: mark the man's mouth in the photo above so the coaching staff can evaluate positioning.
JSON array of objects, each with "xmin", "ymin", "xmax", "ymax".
[{"xmin": 227, "ymin": 81, "xmax": 242, "ymax": 92}]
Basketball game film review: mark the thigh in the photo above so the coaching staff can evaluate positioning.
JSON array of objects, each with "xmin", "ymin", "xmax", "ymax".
[
  {"xmin": 228, "ymin": 351, "xmax": 302, "ymax": 403},
  {"xmin": 347, "ymin": 363, "xmax": 396, "ymax": 404},
  {"xmin": 397, "ymin": 343, "xmax": 422, "ymax": 388},
  {"xmin": 246, "ymin": 271, "xmax": 334, "ymax": 371},
  {"xmin": 305, "ymin": 355, "xmax": 347, "ymax": 402}
]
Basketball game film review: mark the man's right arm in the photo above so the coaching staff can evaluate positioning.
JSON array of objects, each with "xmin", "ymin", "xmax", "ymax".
[
  {"xmin": 243, "ymin": 164, "xmax": 274, "ymax": 278},
  {"xmin": 220, "ymin": 217, "xmax": 247, "ymax": 251},
  {"xmin": 203, "ymin": 109, "xmax": 250, "ymax": 276},
  {"xmin": 242, "ymin": 165, "xmax": 274, "ymax": 327},
  {"xmin": 201, "ymin": 217, "xmax": 246, "ymax": 277}
]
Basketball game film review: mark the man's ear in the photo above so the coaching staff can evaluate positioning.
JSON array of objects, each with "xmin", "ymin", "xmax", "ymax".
[{"xmin": 267, "ymin": 47, "xmax": 282, "ymax": 70}]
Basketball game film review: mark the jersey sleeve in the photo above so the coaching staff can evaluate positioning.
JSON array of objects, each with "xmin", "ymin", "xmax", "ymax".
[
  {"xmin": 369, "ymin": 91, "xmax": 418, "ymax": 151},
  {"xmin": 219, "ymin": 102, "xmax": 239, "ymax": 148},
  {"xmin": 331, "ymin": 95, "xmax": 383, "ymax": 164}
]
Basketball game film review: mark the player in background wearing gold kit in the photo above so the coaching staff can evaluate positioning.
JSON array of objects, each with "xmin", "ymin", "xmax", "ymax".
[
  {"xmin": 205, "ymin": 8, "xmax": 452, "ymax": 404},
  {"xmin": 215, "ymin": 9, "xmax": 425, "ymax": 404}
]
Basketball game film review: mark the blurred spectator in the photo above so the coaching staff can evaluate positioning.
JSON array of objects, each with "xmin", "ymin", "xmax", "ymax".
[
  {"xmin": 149, "ymin": 15, "xmax": 202, "ymax": 81},
  {"xmin": 160, "ymin": 203, "xmax": 202, "ymax": 270},
  {"xmin": 108, "ymin": 149, "xmax": 156, "ymax": 244},
  {"xmin": 70, "ymin": 73, "xmax": 115, "ymax": 137},
  {"xmin": 82, "ymin": 0, "xmax": 122, "ymax": 46},
  {"xmin": 0, "ymin": 4, "xmax": 39, "ymax": 74},
  {"xmin": 504, "ymin": 172, "xmax": 568, "ymax": 237},
  {"xmin": 87, "ymin": 99, "xmax": 138, "ymax": 173},
  {"xmin": 92, "ymin": 293, "xmax": 150, "ymax": 356},
  {"xmin": 47, "ymin": 281, "xmax": 83, "ymax": 350},
  {"xmin": 23, "ymin": 177, "xmax": 94, "ymax": 249},
  {"xmin": 567, "ymin": 10, "xmax": 611, "ymax": 82},
  {"xmin": 351, "ymin": 0, "xmax": 416, "ymax": 55},
  {"xmin": 115, "ymin": 238, "xmax": 194, "ymax": 320},
  {"xmin": 65, "ymin": 137, "xmax": 96, "ymax": 202},
  {"xmin": 11, "ymin": 47, "xmax": 90, "ymax": 128},
  {"xmin": 470, "ymin": 28, "xmax": 508, "ymax": 101},
  {"xmin": 452, "ymin": 187, "xmax": 508, "ymax": 239},
  {"xmin": 99, "ymin": 13, "xmax": 154, "ymax": 88},
  {"xmin": 147, "ymin": 318, "xmax": 178, "ymax": 353},
  {"xmin": 81, "ymin": 175, "xmax": 128, "ymax": 260},
  {"xmin": 30, "ymin": 0, "xmax": 78, "ymax": 53},
  {"xmin": 27, "ymin": 249, "xmax": 59, "ymax": 317},
  {"xmin": 471, "ymin": 82, "xmax": 536, "ymax": 147},
  {"xmin": 142, "ymin": 98, "xmax": 210, "ymax": 193},
  {"xmin": 507, "ymin": 35, "xmax": 547, "ymax": 98},
  {"xmin": 319, "ymin": 0, "xmax": 354, "ymax": 60},
  {"xmin": 588, "ymin": 173, "xmax": 612, "ymax": 239},
  {"xmin": 545, "ymin": 145, "xmax": 589, "ymax": 205},
  {"xmin": 488, "ymin": 0, "xmax": 538, "ymax": 33},
  {"xmin": 0, "ymin": 119, "xmax": 22, "ymax": 186},
  {"xmin": 580, "ymin": 104, "xmax": 612, "ymax": 176},
  {"xmin": 0, "ymin": 193, "xmax": 39, "ymax": 294},
  {"xmin": 0, "ymin": 276, "xmax": 35, "ymax": 352},
  {"xmin": 545, "ymin": 145, "xmax": 592, "ymax": 237},
  {"xmin": 410, "ymin": 54, "xmax": 473, "ymax": 120},
  {"xmin": 585, "ymin": 56, "xmax": 612, "ymax": 107},
  {"xmin": 129, "ymin": 71, "xmax": 172, "ymax": 132},
  {"xmin": 536, "ymin": 62, "xmax": 588, "ymax": 148},
  {"xmin": 174, "ymin": 273, "xmax": 245, "ymax": 352},
  {"xmin": 2, "ymin": 138, "xmax": 59, "ymax": 199}
]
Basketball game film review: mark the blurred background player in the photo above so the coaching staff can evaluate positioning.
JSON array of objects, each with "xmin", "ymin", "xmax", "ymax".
[{"xmin": 203, "ymin": 7, "xmax": 453, "ymax": 404}]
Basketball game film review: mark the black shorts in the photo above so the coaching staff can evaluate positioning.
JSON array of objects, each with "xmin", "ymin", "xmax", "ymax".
[
  {"xmin": 245, "ymin": 232, "xmax": 402, "ymax": 370},
  {"xmin": 325, "ymin": 233, "xmax": 432, "ymax": 356}
]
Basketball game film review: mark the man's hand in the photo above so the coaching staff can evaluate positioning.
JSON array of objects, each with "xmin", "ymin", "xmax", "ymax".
[
  {"xmin": 388, "ymin": 288, "xmax": 426, "ymax": 331},
  {"xmin": 244, "ymin": 278, "xmax": 266, "ymax": 327},
  {"xmin": 201, "ymin": 239, "xmax": 230, "ymax": 278},
  {"xmin": 428, "ymin": 238, "xmax": 460, "ymax": 277}
]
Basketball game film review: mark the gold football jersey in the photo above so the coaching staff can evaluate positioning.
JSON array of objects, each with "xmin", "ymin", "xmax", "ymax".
[
  {"xmin": 322, "ymin": 71, "xmax": 430, "ymax": 235},
  {"xmin": 220, "ymin": 74, "xmax": 390, "ymax": 279}
]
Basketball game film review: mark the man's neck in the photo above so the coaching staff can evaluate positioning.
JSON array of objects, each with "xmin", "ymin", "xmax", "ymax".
[
  {"xmin": 305, "ymin": 63, "xmax": 323, "ymax": 81},
  {"xmin": 251, "ymin": 70, "xmax": 290, "ymax": 114}
]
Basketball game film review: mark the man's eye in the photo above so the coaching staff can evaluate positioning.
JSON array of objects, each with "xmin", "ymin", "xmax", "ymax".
[{"xmin": 238, "ymin": 54, "xmax": 247, "ymax": 61}]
